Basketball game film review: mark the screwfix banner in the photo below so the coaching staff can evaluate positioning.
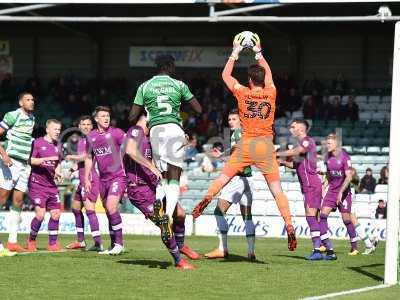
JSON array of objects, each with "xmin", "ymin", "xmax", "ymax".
[
  {"xmin": 194, "ymin": 215, "xmax": 388, "ymax": 240},
  {"xmin": 129, "ymin": 46, "xmax": 254, "ymax": 68}
]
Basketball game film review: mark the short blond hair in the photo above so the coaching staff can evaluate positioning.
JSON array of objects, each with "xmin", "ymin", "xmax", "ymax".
[{"xmin": 46, "ymin": 119, "xmax": 61, "ymax": 128}]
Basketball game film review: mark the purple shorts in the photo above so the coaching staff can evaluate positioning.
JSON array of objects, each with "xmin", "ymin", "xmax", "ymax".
[
  {"xmin": 303, "ymin": 185, "xmax": 322, "ymax": 209},
  {"xmin": 29, "ymin": 184, "xmax": 61, "ymax": 211},
  {"xmin": 74, "ymin": 182, "xmax": 99, "ymax": 203},
  {"xmin": 100, "ymin": 176, "xmax": 127, "ymax": 201},
  {"xmin": 127, "ymin": 184, "xmax": 156, "ymax": 219},
  {"xmin": 322, "ymin": 190, "xmax": 352, "ymax": 213}
]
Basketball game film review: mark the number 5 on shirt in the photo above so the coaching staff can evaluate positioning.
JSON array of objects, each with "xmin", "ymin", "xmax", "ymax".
[{"xmin": 156, "ymin": 95, "xmax": 172, "ymax": 115}]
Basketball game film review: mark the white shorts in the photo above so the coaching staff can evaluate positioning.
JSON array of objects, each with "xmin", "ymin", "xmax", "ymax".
[
  {"xmin": 219, "ymin": 176, "xmax": 253, "ymax": 207},
  {"xmin": 150, "ymin": 123, "xmax": 186, "ymax": 172},
  {"xmin": 0, "ymin": 158, "xmax": 31, "ymax": 193}
]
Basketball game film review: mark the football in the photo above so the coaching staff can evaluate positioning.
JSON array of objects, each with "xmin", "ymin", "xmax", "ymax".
[{"xmin": 234, "ymin": 31, "xmax": 258, "ymax": 49}]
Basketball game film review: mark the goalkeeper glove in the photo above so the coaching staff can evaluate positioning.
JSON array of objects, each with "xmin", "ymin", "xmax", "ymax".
[
  {"xmin": 251, "ymin": 33, "xmax": 263, "ymax": 60},
  {"xmin": 230, "ymin": 33, "xmax": 243, "ymax": 61}
]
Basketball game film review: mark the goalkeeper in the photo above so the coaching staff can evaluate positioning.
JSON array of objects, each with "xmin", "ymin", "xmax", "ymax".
[{"xmin": 192, "ymin": 33, "xmax": 297, "ymax": 251}]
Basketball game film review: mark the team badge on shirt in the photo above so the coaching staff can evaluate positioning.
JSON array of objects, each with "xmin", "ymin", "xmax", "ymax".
[
  {"xmin": 302, "ymin": 140, "xmax": 309, "ymax": 148},
  {"xmin": 131, "ymin": 129, "xmax": 139, "ymax": 137}
]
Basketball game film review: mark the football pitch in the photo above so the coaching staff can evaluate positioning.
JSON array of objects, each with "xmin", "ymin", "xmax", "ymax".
[{"xmin": 0, "ymin": 234, "xmax": 398, "ymax": 300}]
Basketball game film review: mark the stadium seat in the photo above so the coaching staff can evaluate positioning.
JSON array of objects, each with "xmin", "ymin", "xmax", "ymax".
[
  {"xmin": 275, "ymin": 118, "xmax": 287, "ymax": 126},
  {"xmin": 355, "ymin": 194, "xmax": 370, "ymax": 203},
  {"xmin": 253, "ymin": 180, "xmax": 266, "ymax": 190},
  {"xmin": 252, "ymin": 200, "xmax": 268, "ymax": 215},
  {"xmin": 381, "ymin": 96, "xmax": 391, "ymax": 103},
  {"xmin": 370, "ymin": 192, "xmax": 388, "ymax": 203},
  {"xmin": 341, "ymin": 95, "xmax": 350, "ymax": 104},
  {"xmin": 375, "ymin": 184, "xmax": 388, "ymax": 193},
  {"xmin": 286, "ymin": 191, "xmax": 303, "ymax": 201},
  {"xmin": 355, "ymin": 95, "xmax": 367, "ymax": 103},
  {"xmin": 366, "ymin": 146, "xmax": 381, "ymax": 155},
  {"xmin": 359, "ymin": 112, "xmax": 372, "ymax": 122},
  {"xmin": 287, "ymin": 182, "xmax": 301, "ymax": 191},
  {"xmin": 381, "ymin": 147, "xmax": 389, "ymax": 154},
  {"xmin": 341, "ymin": 145, "xmax": 353, "ymax": 154},
  {"xmin": 376, "ymin": 156, "xmax": 388, "ymax": 163},
  {"xmin": 276, "ymin": 136, "xmax": 288, "ymax": 146},
  {"xmin": 371, "ymin": 112, "xmax": 385, "ymax": 123},
  {"xmin": 266, "ymin": 201, "xmax": 281, "ymax": 216},
  {"xmin": 353, "ymin": 146, "xmax": 366, "ymax": 154},
  {"xmin": 276, "ymin": 126, "xmax": 289, "ymax": 135},
  {"xmin": 353, "ymin": 203, "xmax": 373, "ymax": 218},
  {"xmin": 226, "ymin": 204, "xmax": 241, "ymax": 215},
  {"xmin": 291, "ymin": 111, "xmax": 303, "ymax": 119},
  {"xmin": 368, "ymin": 95, "xmax": 381, "ymax": 104}
]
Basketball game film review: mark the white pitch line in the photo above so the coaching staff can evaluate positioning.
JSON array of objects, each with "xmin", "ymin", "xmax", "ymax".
[{"xmin": 301, "ymin": 284, "xmax": 394, "ymax": 300}]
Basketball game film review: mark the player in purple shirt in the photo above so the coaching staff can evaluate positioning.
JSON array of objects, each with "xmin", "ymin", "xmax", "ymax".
[
  {"xmin": 26, "ymin": 119, "xmax": 64, "ymax": 252},
  {"xmin": 277, "ymin": 119, "xmax": 323, "ymax": 260},
  {"xmin": 320, "ymin": 133, "xmax": 358, "ymax": 260},
  {"xmin": 124, "ymin": 113, "xmax": 195, "ymax": 269},
  {"xmin": 85, "ymin": 106, "xmax": 127, "ymax": 255},
  {"xmin": 65, "ymin": 116, "xmax": 103, "ymax": 252}
]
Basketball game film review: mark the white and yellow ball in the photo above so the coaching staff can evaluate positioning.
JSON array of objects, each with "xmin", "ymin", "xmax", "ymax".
[{"xmin": 233, "ymin": 31, "xmax": 260, "ymax": 49}]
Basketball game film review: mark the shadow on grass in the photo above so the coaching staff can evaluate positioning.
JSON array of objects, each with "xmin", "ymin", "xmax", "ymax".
[
  {"xmin": 218, "ymin": 254, "xmax": 267, "ymax": 264},
  {"xmin": 274, "ymin": 254, "xmax": 306, "ymax": 260},
  {"xmin": 347, "ymin": 263, "xmax": 384, "ymax": 282},
  {"xmin": 117, "ymin": 259, "xmax": 172, "ymax": 269}
]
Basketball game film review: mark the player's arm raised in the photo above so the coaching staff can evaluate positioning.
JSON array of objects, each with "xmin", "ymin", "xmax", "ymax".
[
  {"xmin": 222, "ymin": 35, "xmax": 243, "ymax": 92},
  {"xmin": 252, "ymin": 34, "xmax": 274, "ymax": 88}
]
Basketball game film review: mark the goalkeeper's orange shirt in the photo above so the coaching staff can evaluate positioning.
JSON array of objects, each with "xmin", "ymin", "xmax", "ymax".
[{"xmin": 232, "ymin": 84, "xmax": 276, "ymax": 138}]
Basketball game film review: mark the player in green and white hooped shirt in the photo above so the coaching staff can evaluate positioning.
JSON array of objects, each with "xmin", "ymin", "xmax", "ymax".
[
  {"xmin": 0, "ymin": 92, "xmax": 35, "ymax": 256},
  {"xmin": 129, "ymin": 54, "xmax": 202, "ymax": 260},
  {"xmin": 204, "ymin": 109, "xmax": 256, "ymax": 261}
]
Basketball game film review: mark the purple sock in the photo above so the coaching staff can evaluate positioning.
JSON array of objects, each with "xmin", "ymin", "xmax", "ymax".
[
  {"xmin": 29, "ymin": 217, "xmax": 43, "ymax": 241},
  {"xmin": 48, "ymin": 218, "xmax": 59, "ymax": 245},
  {"xmin": 165, "ymin": 236, "xmax": 181, "ymax": 265},
  {"xmin": 173, "ymin": 217, "xmax": 185, "ymax": 250},
  {"xmin": 72, "ymin": 209, "xmax": 85, "ymax": 242},
  {"xmin": 109, "ymin": 212, "xmax": 123, "ymax": 246},
  {"xmin": 306, "ymin": 216, "xmax": 321, "ymax": 250},
  {"xmin": 319, "ymin": 213, "xmax": 333, "ymax": 250},
  {"xmin": 86, "ymin": 210, "xmax": 102, "ymax": 246},
  {"xmin": 106, "ymin": 213, "xmax": 115, "ymax": 247},
  {"xmin": 344, "ymin": 220, "xmax": 358, "ymax": 251}
]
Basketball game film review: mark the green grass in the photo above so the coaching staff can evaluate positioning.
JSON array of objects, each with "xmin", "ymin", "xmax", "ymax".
[{"xmin": 0, "ymin": 234, "xmax": 397, "ymax": 300}]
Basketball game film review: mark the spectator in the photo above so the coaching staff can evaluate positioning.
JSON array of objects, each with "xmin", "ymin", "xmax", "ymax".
[
  {"xmin": 184, "ymin": 133, "xmax": 199, "ymax": 164},
  {"xmin": 285, "ymin": 88, "xmax": 302, "ymax": 113},
  {"xmin": 343, "ymin": 95, "xmax": 359, "ymax": 122},
  {"xmin": 302, "ymin": 73, "xmax": 324, "ymax": 94},
  {"xmin": 316, "ymin": 97, "xmax": 332, "ymax": 120},
  {"xmin": 332, "ymin": 72, "xmax": 348, "ymax": 95},
  {"xmin": 375, "ymin": 200, "xmax": 387, "ymax": 219},
  {"xmin": 327, "ymin": 96, "xmax": 344, "ymax": 121},
  {"xmin": 302, "ymin": 96, "xmax": 317, "ymax": 120},
  {"xmin": 378, "ymin": 166, "xmax": 389, "ymax": 185},
  {"xmin": 200, "ymin": 142, "xmax": 224, "ymax": 173},
  {"xmin": 359, "ymin": 168, "xmax": 377, "ymax": 194},
  {"xmin": 350, "ymin": 167, "xmax": 360, "ymax": 192},
  {"xmin": 196, "ymin": 113, "xmax": 210, "ymax": 134}
]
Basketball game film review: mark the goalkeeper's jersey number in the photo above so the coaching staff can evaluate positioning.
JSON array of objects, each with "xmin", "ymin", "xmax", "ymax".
[{"xmin": 244, "ymin": 100, "xmax": 272, "ymax": 119}]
